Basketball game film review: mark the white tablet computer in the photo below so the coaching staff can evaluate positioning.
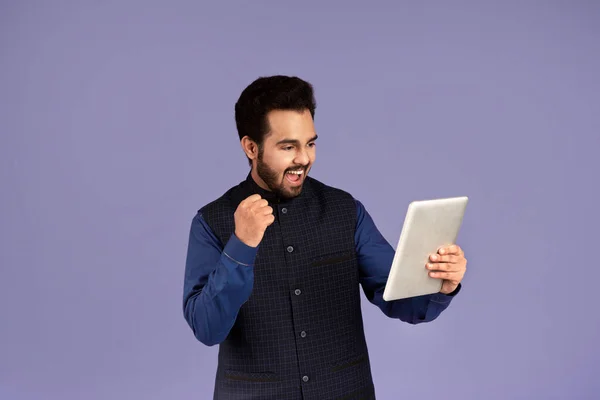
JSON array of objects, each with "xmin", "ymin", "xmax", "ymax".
[{"xmin": 382, "ymin": 196, "xmax": 468, "ymax": 301}]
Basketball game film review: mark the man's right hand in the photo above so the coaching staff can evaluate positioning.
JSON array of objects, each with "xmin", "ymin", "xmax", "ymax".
[{"xmin": 234, "ymin": 194, "xmax": 275, "ymax": 247}]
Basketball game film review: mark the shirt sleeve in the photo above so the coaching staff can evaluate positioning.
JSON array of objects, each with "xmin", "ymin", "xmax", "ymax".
[
  {"xmin": 182, "ymin": 212, "xmax": 258, "ymax": 345},
  {"xmin": 354, "ymin": 199, "xmax": 460, "ymax": 324}
]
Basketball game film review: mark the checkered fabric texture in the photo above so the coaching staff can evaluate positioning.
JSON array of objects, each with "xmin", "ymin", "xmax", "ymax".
[{"xmin": 200, "ymin": 174, "xmax": 377, "ymax": 399}]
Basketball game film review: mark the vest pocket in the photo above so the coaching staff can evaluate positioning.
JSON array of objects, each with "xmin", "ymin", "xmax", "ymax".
[
  {"xmin": 330, "ymin": 352, "xmax": 368, "ymax": 373},
  {"xmin": 310, "ymin": 250, "xmax": 355, "ymax": 267},
  {"xmin": 224, "ymin": 370, "xmax": 280, "ymax": 383}
]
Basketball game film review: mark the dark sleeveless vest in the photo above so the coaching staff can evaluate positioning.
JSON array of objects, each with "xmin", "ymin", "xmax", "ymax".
[{"xmin": 200, "ymin": 173, "xmax": 376, "ymax": 399}]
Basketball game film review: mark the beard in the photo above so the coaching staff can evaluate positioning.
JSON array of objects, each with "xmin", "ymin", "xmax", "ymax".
[{"xmin": 256, "ymin": 150, "xmax": 308, "ymax": 200}]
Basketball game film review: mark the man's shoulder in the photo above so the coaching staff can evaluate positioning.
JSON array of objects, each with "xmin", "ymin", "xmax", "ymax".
[{"xmin": 196, "ymin": 180, "xmax": 244, "ymax": 215}]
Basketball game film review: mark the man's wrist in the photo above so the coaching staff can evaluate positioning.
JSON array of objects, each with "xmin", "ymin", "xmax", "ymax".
[{"xmin": 442, "ymin": 283, "xmax": 461, "ymax": 297}]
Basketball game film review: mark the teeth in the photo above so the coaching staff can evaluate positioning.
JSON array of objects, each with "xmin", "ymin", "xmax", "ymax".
[{"xmin": 287, "ymin": 170, "xmax": 303, "ymax": 175}]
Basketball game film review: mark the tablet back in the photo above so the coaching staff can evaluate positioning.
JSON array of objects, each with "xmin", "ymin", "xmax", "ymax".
[{"xmin": 382, "ymin": 196, "xmax": 468, "ymax": 301}]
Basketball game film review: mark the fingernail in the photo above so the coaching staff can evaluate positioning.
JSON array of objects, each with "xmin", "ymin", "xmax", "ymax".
[
  {"xmin": 439, "ymin": 249, "xmax": 445, "ymax": 254},
  {"xmin": 431, "ymin": 255, "xmax": 437, "ymax": 261}
]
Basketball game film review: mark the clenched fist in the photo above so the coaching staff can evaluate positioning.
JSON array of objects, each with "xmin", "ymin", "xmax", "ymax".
[{"xmin": 234, "ymin": 194, "xmax": 275, "ymax": 247}]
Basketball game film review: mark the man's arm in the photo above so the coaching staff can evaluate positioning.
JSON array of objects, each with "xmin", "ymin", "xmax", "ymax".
[
  {"xmin": 354, "ymin": 199, "xmax": 460, "ymax": 324},
  {"xmin": 182, "ymin": 212, "xmax": 257, "ymax": 346}
]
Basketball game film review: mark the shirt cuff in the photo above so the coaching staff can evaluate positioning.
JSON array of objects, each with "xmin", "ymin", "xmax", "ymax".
[
  {"xmin": 431, "ymin": 283, "xmax": 462, "ymax": 304},
  {"xmin": 222, "ymin": 233, "xmax": 258, "ymax": 267}
]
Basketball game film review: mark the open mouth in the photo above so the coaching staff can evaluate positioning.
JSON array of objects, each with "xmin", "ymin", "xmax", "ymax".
[{"xmin": 284, "ymin": 169, "xmax": 304, "ymax": 185}]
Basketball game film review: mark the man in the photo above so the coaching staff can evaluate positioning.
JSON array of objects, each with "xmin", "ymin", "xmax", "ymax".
[{"xmin": 183, "ymin": 75, "xmax": 467, "ymax": 399}]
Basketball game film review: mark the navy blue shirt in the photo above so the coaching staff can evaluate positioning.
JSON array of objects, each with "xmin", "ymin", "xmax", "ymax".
[{"xmin": 183, "ymin": 199, "xmax": 460, "ymax": 346}]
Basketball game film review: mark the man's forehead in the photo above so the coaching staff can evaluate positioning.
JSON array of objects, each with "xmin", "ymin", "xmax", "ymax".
[{"xmin": 262, "ymin": 109, "xmax": 316, "ymax": 142}]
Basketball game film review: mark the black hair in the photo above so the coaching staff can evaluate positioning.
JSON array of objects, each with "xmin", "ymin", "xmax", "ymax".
[{"xmin": 235, "ymin": 75, "xmax": 316, "ymax": 165}]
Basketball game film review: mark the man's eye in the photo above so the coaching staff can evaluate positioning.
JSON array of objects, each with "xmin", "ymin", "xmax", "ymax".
[{"xmin": 283, "ymin": 146, "xmax": 293, "ymax": 151}]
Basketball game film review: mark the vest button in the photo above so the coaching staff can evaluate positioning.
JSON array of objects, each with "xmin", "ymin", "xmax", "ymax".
[
  {"xmin": 300, "ymin": 331, "xmax": 307, "ymax": 338},
  {"xmin": 281, "ymin": 207, "xmax": 288, "ymax": 214},
  {"xmin": 294, "ymin": 289, "xmax": 301, "ymax": 296},
  {"xmin": 302, "ymin": 375, "xmax": 309, "ymax": 382},
  {"xmin": 287, "ymin": 246, "xmax": 294, "ymax": 253}
]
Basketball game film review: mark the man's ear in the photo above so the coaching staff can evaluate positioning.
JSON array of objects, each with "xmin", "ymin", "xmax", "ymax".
[{"xmin": 241, "ymin": 136, "xmax": 259, "ymax": 161}]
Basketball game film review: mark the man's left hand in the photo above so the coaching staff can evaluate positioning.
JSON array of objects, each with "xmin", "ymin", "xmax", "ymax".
[{"xmin": 426, "ymin": 244, "xmax": 467, "ymax": 294}]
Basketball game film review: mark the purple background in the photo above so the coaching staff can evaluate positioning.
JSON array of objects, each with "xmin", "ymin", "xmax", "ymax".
[{"xmin": 2, "ymin": 1, "xmax": 599, "ymax": 399}]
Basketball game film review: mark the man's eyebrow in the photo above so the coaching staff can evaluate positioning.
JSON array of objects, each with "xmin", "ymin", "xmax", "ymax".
[{"xmin": 275, "ymin": 135, "xmax": 318, "ymax": 146}]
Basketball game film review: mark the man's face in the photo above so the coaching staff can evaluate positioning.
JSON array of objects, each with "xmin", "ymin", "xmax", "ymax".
[{"xmin": 253, "ymin": 109, "xmax": 317, "ymax": 199}]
